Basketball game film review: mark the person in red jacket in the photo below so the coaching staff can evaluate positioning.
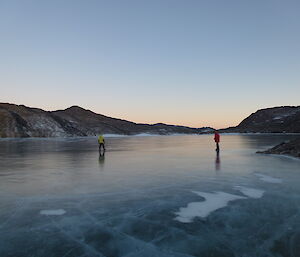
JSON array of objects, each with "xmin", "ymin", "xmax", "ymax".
[{"xmin": 214, "ymin": 131, "xmax": 220, "ymax": 152}]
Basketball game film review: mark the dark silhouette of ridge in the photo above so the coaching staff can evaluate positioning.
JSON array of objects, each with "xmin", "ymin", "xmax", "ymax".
[{"xmin": 0, "ymin": 103, "xmax": 213, "ymax": 138}]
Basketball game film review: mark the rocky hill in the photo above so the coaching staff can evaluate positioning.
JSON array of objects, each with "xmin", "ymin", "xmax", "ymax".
[
  {"xmin": 0, "ymin": 103, "xmax": 212, "ymax": 138},
  {"xmin": 221, "ymin": 106, "xmax": 300, "ymax": 133},
  {"xmin": 257, "ymin": 138, "xmax": 300, "ymax": 158}
]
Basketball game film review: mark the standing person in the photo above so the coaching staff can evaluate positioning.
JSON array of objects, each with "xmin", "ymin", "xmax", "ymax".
[
  {"xmin": 98, "ymin": 134, "xmax": 105, "ymax": 152},
  {"xmin": 214, "ymin": 130, "xmax": 220, "ymax": 152}
]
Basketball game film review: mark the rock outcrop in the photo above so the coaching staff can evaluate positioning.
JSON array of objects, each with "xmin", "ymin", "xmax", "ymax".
[
  {"xmin": 221, "ymin": 106, "xmax": 300, "ymax": 133},
  {"xmin": 0, "ymin": 103, "xmax": 213, "ymax": 138},
  {"xmin": 257, "ymin": 138, "xmax": 300, "ymax": 158}
]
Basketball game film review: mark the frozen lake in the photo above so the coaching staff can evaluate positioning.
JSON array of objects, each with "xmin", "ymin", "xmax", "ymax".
[{"xmin": 0, "ymin": 134, "xmax": 300, "ymax": 257}]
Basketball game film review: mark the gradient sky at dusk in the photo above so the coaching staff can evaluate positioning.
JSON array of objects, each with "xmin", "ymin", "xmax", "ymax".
[{"xmin": 1, "ymin": 0, "xmax": 299, "ymax": 128}]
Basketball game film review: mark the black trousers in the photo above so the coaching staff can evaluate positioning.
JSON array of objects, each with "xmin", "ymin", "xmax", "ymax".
[{"xmin": 99, "ymin": 143, "xmax": 105, "ymax": 151}]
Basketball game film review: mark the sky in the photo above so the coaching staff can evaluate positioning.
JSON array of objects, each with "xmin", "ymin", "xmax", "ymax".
[{"xmin": 0, "ymin": 0, "xmax": 299, "ymax": 129}]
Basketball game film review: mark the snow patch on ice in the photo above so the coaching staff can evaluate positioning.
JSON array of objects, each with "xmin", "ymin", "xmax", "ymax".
[
  {"xmin": 102, "ymin": 134, "xmax": 129, "ymax": 138},
  {"xmin": 255, "ymin": 173, "xmax": 282, "ymax": 183},
  {"xmin": 102, "ymin": 133, "xmax": 176, "ymax": 138},
  {"xmin": 40, "ymin": 209, "xmax": 66, "ymax": 216},
  {"xmin": 174, "ymin": 191, "xmax": 246, "ymax": 223},
  {"xmin": 135, "ymin": 133, "xmax": 162, "ymax": 137},
  {"xmin": 235, "ymin": 186, "xmax": 264, "ymax": 199}
]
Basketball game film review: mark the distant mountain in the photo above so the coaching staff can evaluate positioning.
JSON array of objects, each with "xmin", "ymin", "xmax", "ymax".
[
  {"xmin": 0, "ymin": 103, "xmax": 213, "ymax": 138},
  {"xmin": 221, "ymin": 106, "xmax": 300, "ymax": 133}
]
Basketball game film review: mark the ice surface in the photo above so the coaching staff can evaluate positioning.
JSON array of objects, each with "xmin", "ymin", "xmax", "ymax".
[
  {"xmin": 1, "ymin": 134, "xmax": 300, "ymax": 257},
  {"xmin": 255, "ymin": 173, "xmax": 282, "ymax": 183},
  {"xmin": 40, "ymin": 209, "xmax": 66, "ymax": 215},
  {"xmin": 235, "ymin": 186, "xmax": 265, "ymax": 198},
  {"xmin": 102, "ymin": 133, "xmax": 180, "ymax": 137},
  {"xmin": 175, "ymin": 191, "xmax": 246, "ymax": 223}
]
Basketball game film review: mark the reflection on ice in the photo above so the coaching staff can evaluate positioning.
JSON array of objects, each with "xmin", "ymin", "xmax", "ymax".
[
  {"xmin": 255, "ymin": 173, "xmax": 282, "ymax": 183},
  {"xmin": 215, "ymin": 152, "xmax": 221, "ymax": 171},
  {"xmin": 175, "ymin": 191, "xmax": 246, "ymax": 223}
]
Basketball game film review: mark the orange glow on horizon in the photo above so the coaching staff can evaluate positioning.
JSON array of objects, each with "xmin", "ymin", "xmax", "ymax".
[{"xmin": 1, "ymin": 99, "xmax": 249, "ymax": 130}]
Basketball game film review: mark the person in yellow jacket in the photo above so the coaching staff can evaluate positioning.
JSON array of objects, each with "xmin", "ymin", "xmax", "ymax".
[{"xmin": 98, "ymin": 134, "xmax": 105, "ymax": 152}]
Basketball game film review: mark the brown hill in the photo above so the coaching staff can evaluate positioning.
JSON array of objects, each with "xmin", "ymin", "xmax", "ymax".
[{"xmin": 0, "ymin": 103, "xmax": 212, "ymax": 138}]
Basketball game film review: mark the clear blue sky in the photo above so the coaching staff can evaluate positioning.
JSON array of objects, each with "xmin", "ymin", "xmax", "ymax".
[{"xmin": 1, "ymin": 0, "xmax": 299, "ymax": 128}]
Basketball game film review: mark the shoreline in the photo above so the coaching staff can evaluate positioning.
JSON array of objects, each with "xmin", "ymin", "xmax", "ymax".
[
  {"xmin": 1, "ymin": 132, "xmax": 300, "ymax": 141},
  {"xmin": 257, "ymin": 138, "xmax": 300, "ymax": 159},
  {"xmin": 257, "ymin": 152, "xmax": 300, "ymax": 161}
]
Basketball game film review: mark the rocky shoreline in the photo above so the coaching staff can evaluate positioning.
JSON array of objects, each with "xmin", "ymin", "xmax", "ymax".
[{"xmin": 257, "ymin": 138, "xmax": 300, "ymax": 159}]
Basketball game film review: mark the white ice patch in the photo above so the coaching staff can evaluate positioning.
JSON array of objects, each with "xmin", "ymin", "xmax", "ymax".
[
  {"xmin": 40, "ymin": 209, "xmax": 66, "ymax": 216},
  {"xmin": 235, "ymin": 186, "xmax": 264, "ymax": 199},
  {"xmin": 255, "ymin": 173, "xmax": 282, "ymax": 184},
  {"xmin": 102, "ymin": 133, "xmax": 164, "ymax": 137},
  {"xmin": 174, "ymin": 191, "xmax": 246, "ymax": 223}
]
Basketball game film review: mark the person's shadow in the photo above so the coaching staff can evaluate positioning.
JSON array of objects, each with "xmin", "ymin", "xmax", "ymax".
[
  {"xmin": 98, "ymin": 151, "xmax": 105, "ymax": 170},
  {"xmin": 215, "ymin": 152, "xmax": 221, "ymax": 171}
]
